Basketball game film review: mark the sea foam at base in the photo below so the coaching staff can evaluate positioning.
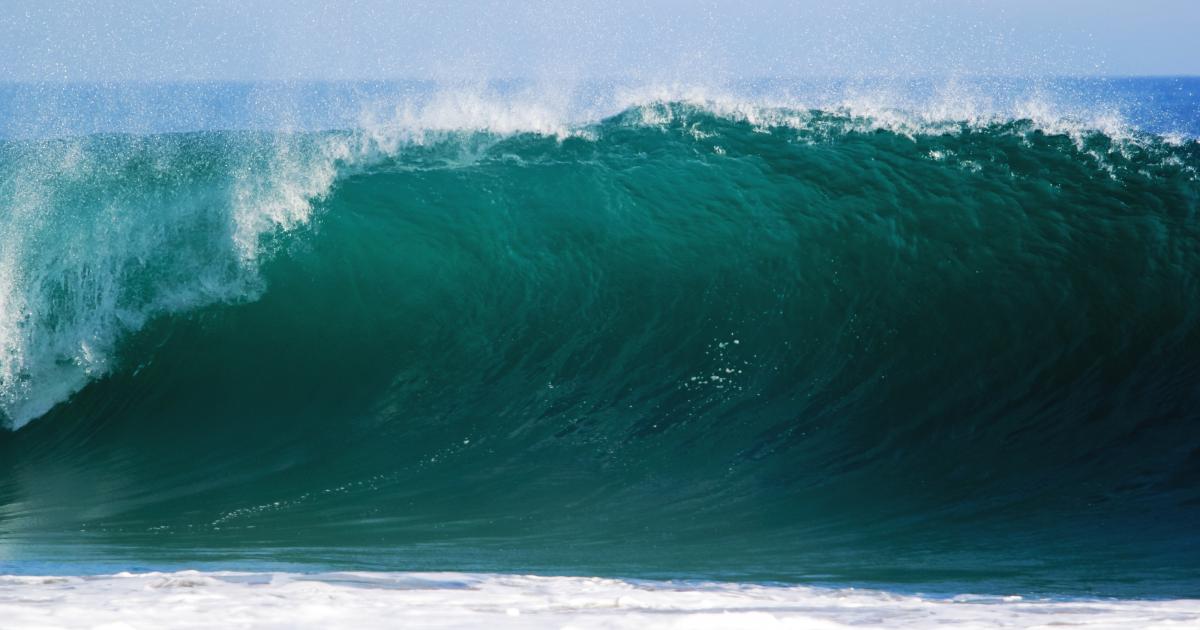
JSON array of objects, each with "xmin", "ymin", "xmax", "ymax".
[{"xmin": 1, "ymin": 571, "xmax": 1197, "ymax": 630}]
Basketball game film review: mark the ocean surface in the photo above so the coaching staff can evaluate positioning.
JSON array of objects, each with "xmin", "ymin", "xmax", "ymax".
[{"xmin": 1, "ymin": 78, "xmax": 1199, "ymax": 627}]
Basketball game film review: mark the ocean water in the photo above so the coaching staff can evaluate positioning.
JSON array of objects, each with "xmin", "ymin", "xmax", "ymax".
[{"xmin": 0, "ymin": 78, "xmax": 1199, "ymax": 627}]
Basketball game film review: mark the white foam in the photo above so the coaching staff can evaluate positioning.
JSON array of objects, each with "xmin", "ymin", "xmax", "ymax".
[{"xmin": 0, "ymin": 571, "xmax": 1195, "ymax": 629}]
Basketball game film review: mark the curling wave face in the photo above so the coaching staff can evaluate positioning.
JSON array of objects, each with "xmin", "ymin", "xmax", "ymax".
[{"xmin": 1, "ymin": 90, "xmax": 1199, "ymax": 594}]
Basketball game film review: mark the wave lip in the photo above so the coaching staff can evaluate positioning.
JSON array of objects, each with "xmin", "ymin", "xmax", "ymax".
[{"xmin": 2, "ymin": 571, "xmax": 1199, "ymax": 629}]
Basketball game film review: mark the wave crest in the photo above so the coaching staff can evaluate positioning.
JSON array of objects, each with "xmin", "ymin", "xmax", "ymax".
[{"xmin": 1, "ymin": 95, "xmax": 1197, "ymax": 431}]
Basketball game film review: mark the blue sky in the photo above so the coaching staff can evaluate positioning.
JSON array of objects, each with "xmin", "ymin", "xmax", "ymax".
[{"xmin": 2, "ymin": 0, "xmax": 1198, "ymax": 81}]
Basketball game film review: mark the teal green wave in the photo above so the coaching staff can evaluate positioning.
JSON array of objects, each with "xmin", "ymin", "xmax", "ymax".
[{"xmin": 1, "ymin": 106, "xmax": 1199, "ymax": 593}]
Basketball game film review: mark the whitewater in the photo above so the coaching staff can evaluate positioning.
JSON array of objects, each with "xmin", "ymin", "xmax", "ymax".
[{"xmin": 2, "ymin": 572, "xmax": 1199, "ymax": 629}]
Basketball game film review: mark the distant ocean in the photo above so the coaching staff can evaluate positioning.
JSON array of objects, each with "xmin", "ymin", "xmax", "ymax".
[{"xmin": 1, "ymin": 78, "xmax": 1199, "ymax": 628}]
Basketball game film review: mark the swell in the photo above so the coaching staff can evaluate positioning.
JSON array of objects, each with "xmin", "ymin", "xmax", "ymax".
[{"xmin": 2, "ymin": 104, "xmax": 1200, "ymax": 590}]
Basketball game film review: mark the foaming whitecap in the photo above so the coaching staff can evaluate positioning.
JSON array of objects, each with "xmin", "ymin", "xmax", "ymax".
[{"xmin": 0, "ymin": 571, "xmax": 1196, "ymax": 629}]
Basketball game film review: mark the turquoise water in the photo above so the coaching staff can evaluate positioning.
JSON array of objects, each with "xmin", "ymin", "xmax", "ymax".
[{"xmin": 1, "ymin": 82, "xmax": 1199, "ymax": 597}]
